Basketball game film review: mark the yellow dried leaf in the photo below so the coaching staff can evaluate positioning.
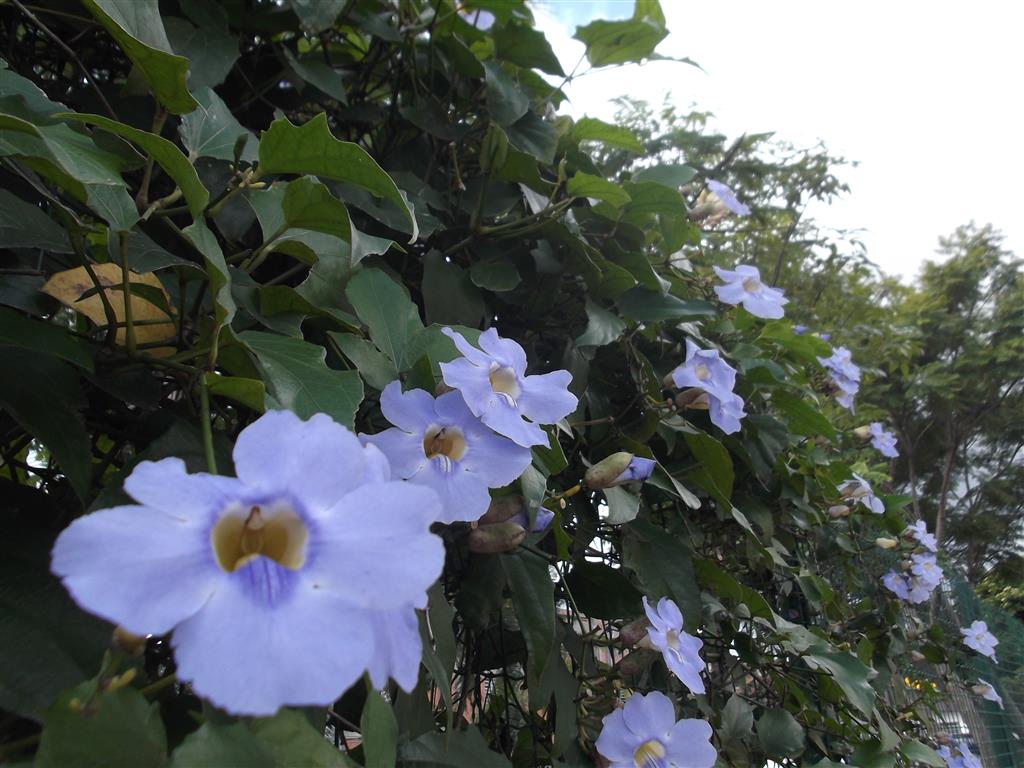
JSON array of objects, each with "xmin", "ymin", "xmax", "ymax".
[{"xmin": 42, "ymin": 263, "xmax": 176, "ymax": 353}]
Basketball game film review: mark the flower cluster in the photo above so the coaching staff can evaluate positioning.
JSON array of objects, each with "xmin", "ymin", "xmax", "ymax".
[
  {"xmin": 51, "ymin": 411, "xmax": 445, "ymax": 715},
  {"xmin": 961, "ymin": 620, "xmax": 999, "ymax": 661},
  {"xmin": 818, "ymin": 346, "xmax": 861, "ymax": 411},
  {"xmin": 669, "ymin": 340, "xmax": 747, "ymax": 434},
  {"xmin": 595, "ymin": 691, "xmax": 716, "ymax": 768},
  {"xmin": 713, "ymin": 264, "xmax": 788, "ymax": 319},
  {"xmin": 906, "ymin": 520, "xmax": 938, "ymax": 552},
  {"xmin": 938, "ymin": 741, "xmax": 982, "ymax": 768}
]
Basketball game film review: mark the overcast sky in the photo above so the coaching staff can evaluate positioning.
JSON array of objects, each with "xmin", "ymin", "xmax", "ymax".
[{"xmin": 532, "ymin": 1, "xmax": 1023, "ymax": 282}]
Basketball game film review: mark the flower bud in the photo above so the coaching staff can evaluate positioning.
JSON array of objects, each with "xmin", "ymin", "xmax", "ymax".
[
  {"xmin": 875, "ymin": 537, "xmax": 898, "ymax": 550},
  {"xmin": 585, "ymin": 452, "xmax": 634, "ymax": 489},
  {"xmin": 853, "ymin": 425, "xmax": 872, "ymax": 441},
  {"xmin": 971, "ymin": 683, "xmax": 990, "ymax": 696},
  {"xmin": 674, "ymin": 388, "xmax": 709, "ymax": 410},
  {"xmin": 468, "ymin": 521, "xmax": 526, "ymax": 553},
  {"xmin": 827, "ymin": 504, "xmax": 850, "ymax": 518},
  {"xmin": 910, "ymin": 650, "xmax": 927, "ymax": 663},
  {"xmin": 618, "ymin": 617, "xmax": 649, "ymax": 647},
  {"xmin": 477, "ymin": 495, "xmax": 525, "ymax": 526},
  {"xmin": 614, "ymin": 648, "xmax": 659, "ymax": 677}
]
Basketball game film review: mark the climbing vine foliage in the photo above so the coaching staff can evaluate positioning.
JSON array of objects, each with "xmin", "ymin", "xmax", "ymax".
[{"xmin": 0, "ymin": 1, "xmax": 983, "ymax": 766}]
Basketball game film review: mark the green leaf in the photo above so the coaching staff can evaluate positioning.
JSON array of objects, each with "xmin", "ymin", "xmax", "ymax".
[
  {"xmin": 771, "ymin": 390, "xmax": 837, "ymax": 440},
  {"xmin": 0, "ymin": 349, "xmax": 91, "ymax": 500},
  {"xmin": 362, "ymin": 689, "xmax": 399, "ymax": 768},
  {"xmin": 567, "ymin": 172, "xmax": 631, "ymax": 207},
  {"xmin": 616, "ymin": 288, "xmax": 716, "ymax": 322},
  {"xmin": 164, "ymin": 8, "xmax": 238, "ymax": 92},
  {"xmin": 344, "ymin": 268, "xmax": 424, "ymax": 372},
  {"xmin": 0, "ymin": 188, "xmax": 72, "ymax": 252},
  {"xmin": 575, "ymin": 299, "xmax": 625, "ymax": 347},
  {"xmin": 258, "ymin": 114, "xmax": 417, "ymax": 240},
  {"xmin": 573, "ymin": 15, "xmax": 668, "ymax": 67},
  {"xmin": 719, "ymin": 694, "xmax": 754, "ymax": 746},
  {"xmin": 492, "ymin": 24, "xmax": 564, "ymax": 76},
  {"xmin": 564, "ymin": 562, "xmax": 642, "ymax": 620},
  {"xmin": 81, "ymin": 0, "xmax": 197, "ymax": 114},
  {"xmin": 759, "ymin": 321, "xmax": 832, "ymax": 365},
  {"xmin": 470, "ymin": 259, "xmax": 521, "ymax": 291},
  {"xmin": 240, "ymin": 331, "xmax": 364, "ymax": 430},
  {"xmin": 804, "ymin": 650, "xmax": 877, "ymax": 717},
  {"xmin": 250, "ymin": 709, "xmax": 354, "ymax": 767},
  {"xmin": 603, "ymin": 485, "xmax": 641, "ymax": 524},
  {"xmin": 204, "ymin": 372, "xmax": 266, "ymax": 411},
  {"xmin": 0, "ymin": 307, "xmax": 94, "ymax": 371},
  {"xmin": 183, "ymin": 220, "xmax": 235, "ymax": 326},
  {"xmin": 900, "ymin": 740, "xmax": 945, "ymax": 767},
  {"xmin": 693, "ymin": 558, "xmax": 774, "ymax": 621},
  {"xmin": 167, "ymin": 722, "xmax": 274, "ymax": 768},
  {"xmin": 288, "ymin": 0, "xmax": 346, "ymax": 32},
  {"xmin": 0, "ymin": 528, "xmax": 110, "ymax": 720},
  {"xmin": 329, "ymin": 332, "xmax": 398, "ymax": 391},
  {"xmin": 179, "ymin": 87, "xmax": 257, "ymax": 162},
  {"xmin": 684, "ymin": 431, "xmax": 734, "ymax": 502},
  {"xmin": 422, "ymin": 250, "xmax": 485, "ymax": 329},
  {"xmin": 399, "ymin": 727, "xmax": 512, "ymax": 768},
  {"xmin": 623, "ymin": 519, "xmax": 701, "ymax": 632},
  {"xmin": 632, "ymin": 164, "xmax": 697, "ymax": 188},
  {"xmin": 504, "ymin": 111, "xmax": 558, "ymax": 165},
  {"xmin": 284, "ymin": 49, "xmax": 348, "ymax": 103},
  {"xmin": 756, "ymin": 708, "xmax": 805, "ymax": 758},
  {"xmin": 501, "ymin": 550, "xmax": 556, "ymax": 696},
  {"xmin": 623, "ymin": 181, "xmax": 685, "ymax": 215},
  {"xmin": 572, "ymin": 117, "xmax": 644, "ymax": 154},
  {"xmin": 36, "ymin": 683, "xmax": 167, "ymax": 768},
  {"xmin": 60, "ymin": 113, "xmax": 209, "ymax": 220},
  {"xmin": 281, "ymin": 176, "xmax": 351, "ymax": 240},
  {"xmin": 483, "ymin": 62, "xmax": 529, "ymax": 127}
]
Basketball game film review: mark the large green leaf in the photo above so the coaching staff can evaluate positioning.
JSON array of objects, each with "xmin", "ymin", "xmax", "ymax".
[
  {"xmin": 249, "ymin": 710, "xmax": 354, "ymax": 767},
  {"xmin": 771, "ymin": 389, "xmax": 837, "ymax": 440},
  {"xmin": 61, "ymin": 113, "xmax": 209, "ymax": 219},
  {"xmin": 284, "ymin": 49, "xmax": 348, "ymax": 104},
  {"xmin": 501, "ymin": 551, "xmax": 556, "ymax": 697},
  {"xmin": 36, "ymin": 682, "xmax": 167, "ymax": 768},
  {"xmin": 164, "ymin": 2, "xmax": 238, "ymax": 92},
  {"xmin": 288, "ymin": 0, "xmax": 346, "ymax": 32},
  {"xmin": 183, "ymin": 221, "xmax": 235, "ymax": 326},
  {"xmin": 329, "ymin": 332, "xmax": 398, "ymax": 391},
  {"xmin": 179, "ymin": 87, "xmax": 257, "ymax": 162},
  {"xmin": 167, "ymin": 722, "xmax": 274, "ymax": 768},
  {"xmin": 603, "ymin": 485, "xmax": 640, "ymax": 524},
  {"xmin": 684, "ymin": 431, "xmax": 734, "ymax": 503},
  {"xmin": 574, "ymin": 17, "xmax": 667, "ymax": 67},
  {"xmin": 81, "ymin": 0, "xmax": 197, "ymax": 114},
  {"xmin": 616, "ymin": 288, "xmax": 716, "ymax": 321},
  {"xmin": 504, "ymin": 111, "xmax": 558, "ymax": 165},
  {"xmin": 719, "ymin": 694, "xmax": 754, "ymax": 747},
  {"xmin": 281, "ymin": 176, "xmax": 351, "ymax": 240},
  {"xmin": 900, "ymin": 740, "xmax": 945, "ymax": 767},
  {"xmin": 576, "ymin": 299, "xmax": 625, "ymax": 347},
  {"xmin": 258, "ymin": 114, "xmax": 417, "ymax": 240},
  {"xmin": 756, "ymin": 708, "xmax": 805, "ymax": 758},
  {"xmin": 0, "ymin": 307, "xmax": 94, "ymax": 371},
  {"xmin": 399, "ymin": 727, "xmax": 512, "ymax": 768},
  {"xmin": 483, "ymin": 62, "xmax": 529, "ymax": 127},
  {"xmin": 0, "ymin": 189, "xmax": 72, "ymax": 253},
  {"xmin": 344, "ymin": 268, "xmax": 423, "ymax": 373},
  {"xmin": 492, "ymin": 23, "xmax": 564, "ymax": 76},
  {"xmin": 240, "ymin": 331, "xmax": 363, "ymax": 430},
  {"xmin": 804, "ymin": 650, "xmax": 877, "ymax": 717},
  {"xmin": 361, "ymin": 690, "xmax": 399, "ymax": 768},
  {"xmin": 564, "ymin": 562, "xmax": 642, "ymax": 620},
  {"xmin": 567, "ymin": 172, "xmax": 631, "ymax": 207},
  {"xmin": 572, "ymin": 117, "xmax": 644, "ymax": 154},
  {"xmin": 622, "ymin": 519, "xmax": 701, "ymax": 632}
]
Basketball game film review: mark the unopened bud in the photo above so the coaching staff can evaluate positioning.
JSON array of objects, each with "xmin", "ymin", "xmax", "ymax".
[
  {"xmin": 468, "ymin": 521, "xmax": 526, "ymax": 553},
  {"xmin": 853, "ymin": 425, "xmax": 872, "ymax": 441},
  {"xmin": 828, "ymin": 504, "xmax": 850, "ymax": 518},
  {"xmin": 900, "ymin": 559, "xmax": 913, "ymax": 570},
  {"xmin": 618, "ymin": 618, "xmax": 649, "ymax": 647},
  {"xmin": 971, "ymin": 683, "xmax": 990, "ymax": 696},
  {"xmin": 875, "ymin": 537, "xmax": 898, "ymax": 550},
  {"xmin": 477, "ymin": 495, "xmax": 525, "ymax": 526},
  {"xmin": 112, "ymin": 626, "xmax": 148, "ymax": 656},
  {"xmin": 615, "ymin": 648, "xmax": 659, "ymax": 677},
  {"xmin": 585, "ymin": 452, "xmax": 633, "ymax": 489},
  {"xmin": 674, "ymin": 388, "xmax": 709, "ymax": 410},
  {"xmin": 910, "ymin": 651, "xmax": 927, "ymax": 663}
]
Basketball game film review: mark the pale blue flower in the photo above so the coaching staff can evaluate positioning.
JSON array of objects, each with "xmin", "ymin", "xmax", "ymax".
[
  {"xmin": 440, "ymin": 327, "xmax": 577, "ymax": 448},
  {"xmin": 906, "ymin": 520, "xmax": 938, "ymax": 553},
  {"xmin": 670, "ymin": 341, "xmax": 747, "ymax": 434},
  {"xmin": 512, "ymin": 505, "xmax": 555, "ymax": 533},
  {"xmin": 595, "ymin": 690, "xmax": 716, "ymax": 768},
  {"xmin": 706, "ymin": 180, "xmax": 751, "ymax": 216},
  {"xmin": 819, "ymin": 332, "xmax": 831, "ymax": 342},
  {"xmin": 939, "ymin": 742, "xmax": 982, "ymax": 768},
  {"xmin": 713, "ymin": 264, "xmax": 788, "ymax": 319},
  {"xmin": 51, "ymin": 411, "xmax": 445, "ymax": 715},
  {"xmin": 961, "ymin": 620, "xmax": 999, "ymax": 662},
  {"xmin": 882, "ymin": 571, "xmax": 911, "ymax": 601},
  {"xmin": 839, "ymin": 473, "xmax": 884, "ymax": 514},
  {"xmin": 976, "ymin": 678, "xmax": 1004, "ymax": 709},
  {"xmin": 870, "ymin": 422, "xmax": 899, "ymax": 458},
  {"xmin": 643, "ymin": 597, "xmax": 705, "ymax": 694},
  {"xmin": 614, "ymin": 456, "xmax": 656, "ymax": 486},
  {"xmin": 911, "ymin": 552, "xmax": 943, "ymax": 589},
  {"xmin": 361, "ymin": 381, "xmax": 531, "ymax": 524},
  {"xmin": 793, "ymin": 324, "xmax": 808, "ymax": 334},
  {"xmin": 817, "ymin": 346, "xmax": 861, "ymax": 412}
]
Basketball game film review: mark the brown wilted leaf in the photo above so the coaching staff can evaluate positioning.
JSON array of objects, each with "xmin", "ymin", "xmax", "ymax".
[{"xmin": 42, "ymin": 263, "xmax": 176, "ymax": 353}]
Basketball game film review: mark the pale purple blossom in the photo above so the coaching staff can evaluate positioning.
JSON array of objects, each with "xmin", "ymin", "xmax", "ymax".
[
  {"xmin": 361, "ymin": 381, "xmax": 531, "ymax": 523},
  {"xmin": 819, "ymin": 332, "xmax": 831, "ymax": 342},
  {"xmin": 976, "ymin": 678, "xmax": 1004, "ymax": 709},
  {"xmin": 670, "ymin": 341, "xmax": 747, "ymax": 434},
  {"xmin": 512, "ymin": 506, "xmax": 554, "ymax": 534},
  {"xmin": 818, "ymin": 346, "xmax": 861, "ymax": 412},
  {"xmin": 961, "ymin": 620, "xmax": 999, "ymax": 662},
  {"xmin": 793, "ymin": 324, "xmax": 808, "ymax": 334},
  {"xmin": 440, "ymin": 327, "xmax": 577, "ymax": 448},
  {"xmin": 906, "ymin": 520, "xmax": 938, "ymax": 553},
  {"xmin": 870, "ymin": 422, "xmax": 899, "ymax": 458},
  {"xmin": 51, "ymin": 411, "xmax": 445, "ymax": 715},
  {"xmin": 939, "ymin": 742, "xmax": 982, "ymax": 768},
  {"xmin": 839, "ymin": 473, "xmax": 884, "ymax": 514},
  {"xmin": 613, "ymin": 456, "xmax": 656, "ymax": 486},
  {"xmin": 706, "ymin": 180, "xmax": 750, "ymax": 216},
  {"xmin": 713, "ymin": 264, "xmax": 788, "ymax": 319},
  {"xmin": 911, "ymin": 552, "xmax": 943, "ymax": 590},
  {"xmin": 643, "ymin": 597, "xmax": 705, "ymax": 695},
  {"xmin": 595, "ymin": 690, "xmax": 716, "ymax": 768},
  {"xmin": 882, "ymin": 571, "xmax": 935, "ymax": 604}
]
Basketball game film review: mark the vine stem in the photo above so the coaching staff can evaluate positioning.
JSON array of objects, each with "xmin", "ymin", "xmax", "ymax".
[
  {"xmin": 118, "ymin": 231, "xmax": 136, "ymax": 356},
  {"xmin": 199, "ymin": 377, "xmax": 217, "ymax": 474}
]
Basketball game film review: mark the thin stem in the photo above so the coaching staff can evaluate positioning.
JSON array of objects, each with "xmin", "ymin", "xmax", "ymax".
[
  {"xmin": 199, "ymin": 377, "xmax": 217, "ymax": 474},
  {"xmin": 118, "ymin": 231, "xmax": 136, "ymax": 356}
]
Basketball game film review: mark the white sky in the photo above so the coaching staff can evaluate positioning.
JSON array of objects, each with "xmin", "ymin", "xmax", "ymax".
[{"xmin": 532, "ymin": 1, "xmax": 1024, "ymax": 282}]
